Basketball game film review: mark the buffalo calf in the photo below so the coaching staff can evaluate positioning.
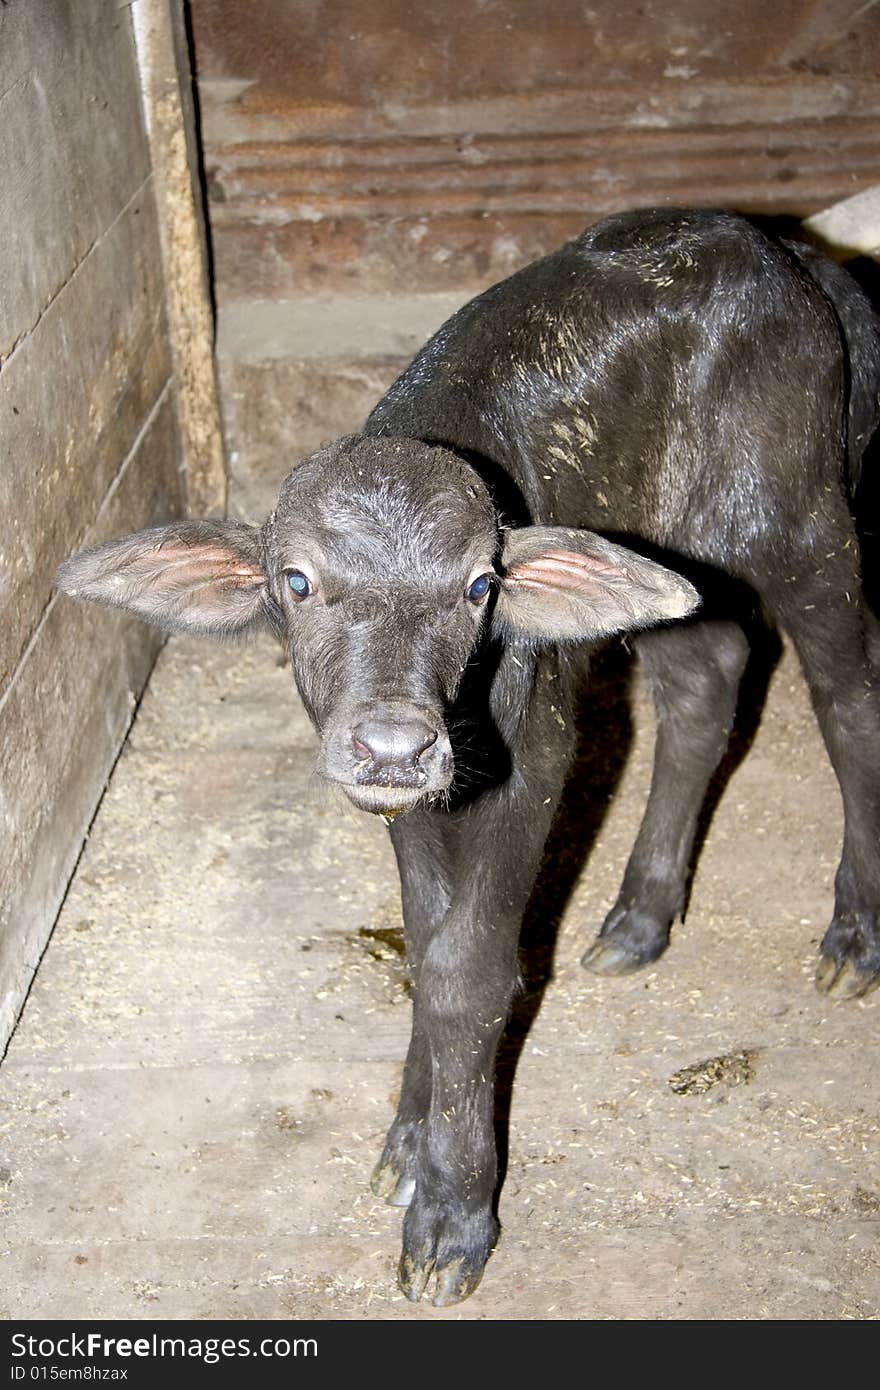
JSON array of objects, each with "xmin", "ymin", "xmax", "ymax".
[{"xmin": 57, "ymin": 209, "xmax": 880, "ymax": 1305}]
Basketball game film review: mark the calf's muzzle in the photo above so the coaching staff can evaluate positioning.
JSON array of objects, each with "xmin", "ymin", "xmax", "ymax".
[
  {"xmin": 352, "ymin": 714, "xmax": 439, "ymax": 781},
  {"xmin": 324, "ymin": 700, "xmax": 453, "ymax": 813}
]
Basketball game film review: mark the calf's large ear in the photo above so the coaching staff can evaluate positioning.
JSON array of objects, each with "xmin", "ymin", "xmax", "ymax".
[
  {"xmin": 55, "ymin": 520, "xmax": 271, "ymax": 638},
  {"xmin": 496, "ymin": 526, "xmax": 699, "ymax": 643}
]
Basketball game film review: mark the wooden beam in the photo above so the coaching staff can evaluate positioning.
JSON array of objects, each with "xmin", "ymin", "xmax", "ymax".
[{"xmin": 133, "ymin": 0, "xmax": 226, "ymax": 517}]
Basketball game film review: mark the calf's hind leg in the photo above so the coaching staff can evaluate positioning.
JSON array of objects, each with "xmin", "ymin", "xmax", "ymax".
[
  {"xmin": 771, "ymin": 564, "xmax": 880, "ymax": 998},
  {"xmin": 583, "ymin": 619, "xmax": 750, "ymax": 975}
]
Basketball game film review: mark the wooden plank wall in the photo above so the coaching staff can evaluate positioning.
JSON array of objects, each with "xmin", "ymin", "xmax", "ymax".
[
  {"xmin": 190, "ymin": 0, "xmax": 880, "ymax": 299},
  {"xmin": 0, "ymin": 1, "xmax": 189, "ymax": 1047}
]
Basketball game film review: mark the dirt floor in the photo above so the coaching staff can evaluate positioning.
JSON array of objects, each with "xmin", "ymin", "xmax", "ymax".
[{"xmin": 1, "ymin": 629, "xmax": 878, "ymax": 1320}]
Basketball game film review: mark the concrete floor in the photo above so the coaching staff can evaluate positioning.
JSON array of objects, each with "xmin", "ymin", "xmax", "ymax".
[{"xmin": 1, "ymin": 631, "xmax": 878, "ymax": 1320}]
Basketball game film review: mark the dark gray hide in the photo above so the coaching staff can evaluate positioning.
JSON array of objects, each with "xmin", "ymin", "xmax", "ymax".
[{"xmin": 57, "ymin": 209, "xmax": 880, "ymax": 1306}]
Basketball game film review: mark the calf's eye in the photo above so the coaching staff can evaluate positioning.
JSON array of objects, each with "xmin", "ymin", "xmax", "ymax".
[
  {"xmin": 466, "ymin": 573, "xmax": 493, "ymax": 603},
  {"xmin": 286, "ymin": 570, "xmax": 312, "ymax": 599}
]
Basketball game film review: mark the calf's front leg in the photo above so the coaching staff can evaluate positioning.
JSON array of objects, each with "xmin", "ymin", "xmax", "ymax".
[
  {"xmin": 370, "ymin": 815, "xmax": 451, "ymax": 1210},
  {"xmin": 385, "ymin": 698, "xmax": 573, "ymax": 1306}
]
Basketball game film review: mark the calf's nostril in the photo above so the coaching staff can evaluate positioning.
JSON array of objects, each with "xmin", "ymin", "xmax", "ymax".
[
  {"xmin": 352, "ymin": 719, "xmax": 438, "ymax": 769},
  {"xmin": 412, "ymin": 727, "xmax": 439, "ymax": 763}
]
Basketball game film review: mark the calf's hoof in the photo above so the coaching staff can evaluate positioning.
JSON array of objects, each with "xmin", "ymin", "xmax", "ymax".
[
  {"xmin": 370, "ymin": 1158, "xmax": 416, "ymax": 1208},
  {"xmin": 815, "ymin": 914, "xmax": 880, "ymax": 1000},
  {"xmin": 398, "ymin": 1200, "xmax": 497, "ymax": 1307},
  {"xmin": 398, "ymin": 1253, "xmax": 486, "ymax": 1308},
  {"xmin": 582, "ymin": 902, "xmax": 670, "ymax": 976}
]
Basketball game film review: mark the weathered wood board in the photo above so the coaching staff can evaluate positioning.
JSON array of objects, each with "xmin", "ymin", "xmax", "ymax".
[
  {"xmin": 0, "ymin": 1, "xmax": 198, "ymax": 1050},
  {"xmin": 190, "ymin": 0, "xmax": 880, "ymax": 297}
]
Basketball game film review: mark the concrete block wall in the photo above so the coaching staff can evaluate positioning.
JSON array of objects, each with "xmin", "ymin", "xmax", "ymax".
[{"xmin": 217, "ymin": 293, "xmax": 468, "ymax": 520}]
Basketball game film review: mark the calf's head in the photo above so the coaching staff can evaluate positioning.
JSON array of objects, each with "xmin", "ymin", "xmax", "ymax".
[{"xmin": 56, "ymin": 435, "xmax": 698, "ymax": 815}]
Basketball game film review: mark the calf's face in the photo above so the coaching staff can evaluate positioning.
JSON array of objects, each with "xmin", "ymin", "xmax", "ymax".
[
  {"xmin": 270, "ymin": 438, "xmax": 499, "ymax": 814},
  {"xmin": 56, "ymin": 435, "xmax": 698, "ymax": 815}
]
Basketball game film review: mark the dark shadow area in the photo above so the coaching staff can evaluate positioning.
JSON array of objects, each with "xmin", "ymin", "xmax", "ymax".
[
  {"xmin": 517, "ymin": 641, "xmax": 635, "ymax": 990},
  {"xmin": 848, "ymin": 254, "xmax": 880, "ymax": 619},
  {"xmin": 494, "ymin": 637, "xmax": 635, "ymax": 1188},
  {"xmin": 684, "ymin": 618, "xmax": 782, "ymax": 917},
  {"xmin": 856, "ymin": 426, "xmax": 880, "ymax": 618},
  {"xmin": 493, "ymin": 613, "xmax": 784, "ymax": 1193},
  {"xmin": 445, "ymin": 631, "xmax": 514, "ymax": 808}
]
